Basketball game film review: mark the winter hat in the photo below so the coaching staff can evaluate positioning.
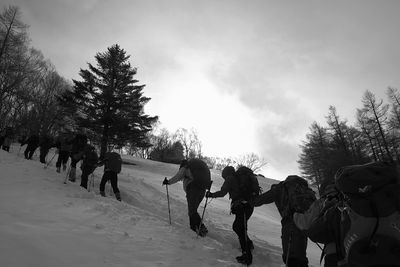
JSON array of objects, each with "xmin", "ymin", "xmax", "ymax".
[{"xmin": 222, "ymin": 166, "xmax": 235, "ymax": 179}]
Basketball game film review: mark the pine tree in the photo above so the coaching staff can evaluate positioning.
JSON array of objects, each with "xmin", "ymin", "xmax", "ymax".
[{"xmin": 60, "ymin": 44, "xmax": 158, "ymax": 157}]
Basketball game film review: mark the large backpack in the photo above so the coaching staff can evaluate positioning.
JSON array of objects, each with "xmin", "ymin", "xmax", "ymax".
[
  {"xmin": 335, "ymin": 161, "xmax": 400, "ymax": 267},
  {"xmin": 281, "ymin": 175, "xmax": 316, "ymax": 218},
  {"xmin": 187, "ymin": 159, "xmax": 211, "ymax": 190},
  {"xmin": 232, "ymin": 166, "xmax": 261, "ymax": 201},
  {"xmin": 83, "ymin": 146, "xmax": 98, "ymax": 167},
  {"xmin": 105, "ymin": 152, "xmax": 122, "ymax": 173}
]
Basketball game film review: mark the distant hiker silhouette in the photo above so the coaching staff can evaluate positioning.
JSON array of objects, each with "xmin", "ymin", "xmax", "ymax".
[{"xmin": 98, "ymin": 150, "xmax": 122, "ymax": 201}]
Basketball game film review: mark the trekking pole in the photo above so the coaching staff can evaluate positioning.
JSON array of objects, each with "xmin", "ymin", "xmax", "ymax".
[
  {"xmin": 64, "ymin": 166, "xmax": 71, "ymax": 184},
  {"xmin": 44, "ymin": 152, "xmax": 57, "ymax": 169},
  {"xmin": 108, "ymin": 180, "xmax": 112, "ymax": 196},
  {"xmin": 88, "ymin": 173, "xmax": 95, "ymax": 192},
  {"xmin": 164, "ymin": 177, "xmax": 172, "ymax": 225},
  {"xmin": 197, "ymin": 180, "xmax": 213, "ymax": 237}
]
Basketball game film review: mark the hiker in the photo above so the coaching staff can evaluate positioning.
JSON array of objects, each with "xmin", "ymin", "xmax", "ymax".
[
  {"xmin": 293, "ymin": 181, "xmax": 339, "ymax": 267},
  {"xmin": 21, "ymin": 134, "xmax": 40, "ymax": 160},
  {"xmin": 98, "ymin": 150, "xmax": 122, "ymax": 201},
  {"xmin": 254, "ymin": 175, "xmax": 315, "ymax": 267},
  {"xmin": 79, "ymin": 144, "xmax": 98, "ymax": 189},
  {"xmin": 163, "ymin": 158, "xmax": 211, "ymax": 237},
  {"xmin": 2, "ymin": 133, "xmax": 12, "ymax": 152},
  {"xmin": 305, "ymin": 161, "xmax": 400, "ymax": 267},
  {"xmin": 206, "ymin": 166, "xmax": 260, "ymax": 265},
  {"xmin": 68, "ymin": 133, "xmax": 88, "ymax": 182},
  {"xmin": 55, "ymin": 132, "xmax": 73, "ymax": 173},
  {"xmin": 1, "ymin": 127, "xmax": 13, "ymax": 152},
  {"xmin": 39, "ymin": 134, "xmax": 54, "ymax": 164}
]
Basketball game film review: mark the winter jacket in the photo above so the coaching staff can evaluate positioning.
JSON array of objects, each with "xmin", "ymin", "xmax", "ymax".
[
  {"xmin": 98, "ymin": 152, "xmax": 122, "ymax": 173},
  {"xmin": 70, "ymin": 134, "xmax": 87, "ymax": 155},
  {"xmin": 39, "ymin": 135, "xmax": 53, "ymax": 151},
  {"xmin": 169, "ymin": 159, "xmax": 211, "ymax": 192},
  {"xmin": 22, "ymin": 135, "xmax": 40, "ymax": 148},
  {"xmin": 254, "ymin": 183, "xmax": 290, "ymax": 222},
  {"xmin": 168, "ymin": 166, "xmax": 194, "ymax": 192},
  {"xmin": 211, "ymin": 173, "xmax": 259, "ymax": 203},
  {"xmin": 294, "ymin": 198, "xmax": 338, "ymax": 265},
  {"xmin": 81, "ymin": 146, "xmax": 99, "ymax": 172},
  {"xmin": 2, "ymin": 136, "xmax": 12, "ymax": 147},
  {"xmin": 294, "ymin": 198, "xmax": 324, "ymax": 230},
  {"xmin": 55, "ymin": 135, "xmax": 73, "ymax": 152}
]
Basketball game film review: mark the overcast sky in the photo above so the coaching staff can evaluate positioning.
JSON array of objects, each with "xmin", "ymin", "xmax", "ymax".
[{"xmin": 5, "ymin": 0, "xmax": 400, "ymax": 179}]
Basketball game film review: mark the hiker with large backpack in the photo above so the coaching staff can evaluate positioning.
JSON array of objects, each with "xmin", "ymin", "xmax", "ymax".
[
  {"xmin": 38, "ymin": 134, "xmax": 54, "ymax": 164},
  {"xmin": 206, "ymin": 166, "xmax": 260, "ymax": 265},
  {"xmin": 21, "ymin": 133, "xmax": 39, "ymax": 160},
  {"xmin": 55, "ymin": 132, "xmax": 73, "ymax": 173},
  {"xmin": 98, "ymin": 150, "xmax": 122, "ymax": 201},
  {"xmin": 68, "ymin": 133, "xmax": 88, "ymax": 182},
  {"xmin": 163, "ymin": 158, "xmax": 211, "ymax": 237},
  {"xmin": 254, "ymin": 175, "xmax": 316, "ymax": 267},
  {"xmin": 306, "ymin": 161, "xmax": 400, "ymax": 267},
  {"xmin": 79, "ymin": 144, "xmax": 99, "ymax": 190},
  {"xmin": 294, "ymin": 181, "xmax": 340, "ymax": 267}
]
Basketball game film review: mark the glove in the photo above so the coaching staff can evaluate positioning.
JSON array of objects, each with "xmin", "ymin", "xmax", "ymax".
[
  {"xmin": 205, "ymin": 191, "xmax": 214, "ymax": 198},
  {"xmin": 162, "ymin": 177, "xmax": 169, "ymax": 185}
]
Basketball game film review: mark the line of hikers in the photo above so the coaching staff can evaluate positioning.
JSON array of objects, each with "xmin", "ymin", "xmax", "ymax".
[
  {"xmin": 163, "ymin": 158, "xmax": 400, "ymax": 267},
  {"xmin": 2, "ymin": 129, "xmax": 123, "ymax": 202},
  {"xmin": 3, "ymin": 129, "xmax": 400, "ymax": 267}
]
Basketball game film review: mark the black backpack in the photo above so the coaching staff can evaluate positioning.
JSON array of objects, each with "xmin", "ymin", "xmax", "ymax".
[
  {"xmin": 187, "ymin": 159, "xmax": 211, "ymax": 190},
  {"xmin": 105, "ymin": 152, "xmax": 122, "ymax": 173},
  {"xmin": 233, "ymin": 166, "xmax": 261, "ymax": 201},
  {"xmin": 335, "ymin": 161, "xmax": 400, "ymax": 267},
  {"xmin": 280, "ymin": 175, "xmax": 316, "ymax": 218}
]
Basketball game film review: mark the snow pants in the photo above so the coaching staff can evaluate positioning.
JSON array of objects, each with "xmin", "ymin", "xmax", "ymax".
[
  {"xmin": 185, "ymin": 183, "xmax": 206, "ymax": 232},
  {"xmin": 39, "ymin": 148, "xmax": 49, "ymax": 164},
  {"xmin": 80, "ymin": 166, "xmax": 95, "ymax": 189},
  {"xmin": 24, "ymin": 145, "xmax": 37, "ymax": 159},
  {"xmin": 99, "ymin": 171, "xmax": 120, "ymax": 194},
  {"xmin": 231, "ymin": 201, "xmax": 254, "ymax": 253},
  {"xmin": 56, "ymin": 150, "xmax": 69, "ymax": 168},
  {"xmin": 281, "ymin": 219, "xmax": 309, "ymax": 267}
]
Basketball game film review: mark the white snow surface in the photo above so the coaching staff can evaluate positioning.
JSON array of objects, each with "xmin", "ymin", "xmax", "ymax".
[{"xmin": 0, "ymin": 146, "xmax": 321, "ymax": 267}]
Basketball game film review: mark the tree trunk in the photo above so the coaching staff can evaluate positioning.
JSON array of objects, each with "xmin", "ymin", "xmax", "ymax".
[{"xmin": 100, "ymin": 123, "xmax": 109, "ymax": 159}]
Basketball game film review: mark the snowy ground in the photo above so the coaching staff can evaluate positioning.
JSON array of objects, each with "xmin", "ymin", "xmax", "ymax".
[{"xmin": 0, "ymin": 144, "xmax": 321, "ymax": 267}]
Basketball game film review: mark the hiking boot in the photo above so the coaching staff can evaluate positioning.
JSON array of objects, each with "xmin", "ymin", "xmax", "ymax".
[
  {"xmin": 236, "ymin": 252, "xmax": 252, "ymax": 265},
  {"xmin": 100, "ymin": 191, "xmax": 106, "ymax": 197},
  {"xmin": 197, "ymin": 224, "xmax": 208, "ymax": 237},
  {"xmin": 56, "ymin": 167, "xmax": 61, "ymax": 173},
  {"xmin": 115, "ymin": 192, "xmax": 121, "ymax": 201}
]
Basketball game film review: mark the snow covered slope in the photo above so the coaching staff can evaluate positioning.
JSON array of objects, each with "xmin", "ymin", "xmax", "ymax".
[{"xmin": 0, "ymin": 146, "xmax": 320, "ymax": 266}]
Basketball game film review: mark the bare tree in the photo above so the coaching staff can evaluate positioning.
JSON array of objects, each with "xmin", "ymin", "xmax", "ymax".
[
  {"xmin": 361, "ymin": 90, "xmax": 393, "ymax": 161},
  {"xmin": 236, "ymin": 152, "xmax": 267, "ymax": 173},
  {"xmin": 174, "ymin": 128, "xmax": 202, "ymax": 159},
  {"xmin": 326, "ymin": 106, "xmax": 351, "ymax": 157}
]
